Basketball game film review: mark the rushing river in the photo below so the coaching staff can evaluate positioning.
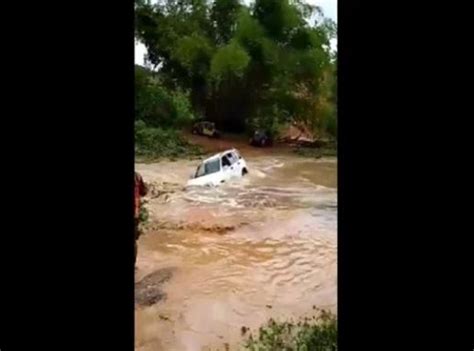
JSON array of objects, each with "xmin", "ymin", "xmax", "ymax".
[{"xmin": 135, "ymin": 154, "xmax": 337, "ymax": 351}]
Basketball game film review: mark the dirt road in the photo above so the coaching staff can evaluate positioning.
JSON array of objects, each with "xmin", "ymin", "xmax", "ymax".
[{"xmin": 135, "ymin": 136, "xmax": 337, "ymax": 351}]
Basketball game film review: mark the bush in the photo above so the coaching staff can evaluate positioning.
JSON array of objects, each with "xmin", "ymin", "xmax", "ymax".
[
  {"xmin": 172, "ymin": 88, "xmax": 196, "ymax": 127},
  {"xmin": 135, "ymin": 66, "xmax": 195, "ymax": 129},
  {"xmin": 247, "ymin": 104, "xmax": 289, "ymax": 138},
  {"xmin": 320, "ymin": 104, "xmax": 337, "ymax": 139},
  {"xmin": 210, "ymin": 41, "xmax": 250, "ymax": 84},
  {"xmin": 244, "ymin": 310, "xmax": 337, "ymax": 351},
  {"xmin": 138, "ymin": 199, "xmax": 149, "ymax": 224},
  {"xmin": 325, "ymin": 114, "xmax": 337, "ymax": 139},
  {"xmin": 135, "ymin": 120, "xmax": 202, "ymax": 160}
]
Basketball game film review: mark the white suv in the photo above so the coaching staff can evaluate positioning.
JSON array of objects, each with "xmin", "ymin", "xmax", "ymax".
[{"xmin": 187, "ymin": 149, "xmax": 248, "ymax": 187}]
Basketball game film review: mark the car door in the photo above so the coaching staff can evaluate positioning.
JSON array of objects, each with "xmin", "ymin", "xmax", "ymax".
[
  {"xmin": 192, "ymin": 158, "xmax": 222, "ymax": 186},
  {"xmin": 232, "ymin": 151, "xmax": 245, "ymax": 176},
  {"xmin": 220, "ymin": 155, "xmax": 234, "ymax": 182},
  {"xmin": 222, "ymin": 152, "xmax": 239, "ymax": 178},
  {"xmin": 190, "ymin": 162, "xmax": 210, "ymax": 186}
]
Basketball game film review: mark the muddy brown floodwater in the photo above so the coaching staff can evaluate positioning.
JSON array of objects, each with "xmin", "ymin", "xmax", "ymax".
[{"xmin": 135, "ymin": 153, "xmax": 337, "ymax": 351}]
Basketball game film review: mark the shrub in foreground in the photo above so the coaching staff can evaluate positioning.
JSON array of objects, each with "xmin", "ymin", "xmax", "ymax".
[{"xmin": 243, "ymin": 310, "xmax": 337, "ymax": 351}]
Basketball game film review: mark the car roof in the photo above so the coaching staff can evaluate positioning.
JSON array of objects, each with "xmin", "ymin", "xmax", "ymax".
[{"xmin": 201, "ymin": 149, "xmax": 239, "ymax": 164}]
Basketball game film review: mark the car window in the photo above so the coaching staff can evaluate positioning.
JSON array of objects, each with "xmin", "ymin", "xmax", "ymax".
[
  {"xmin": 205, "ymin": 158, "xmax": 220, "ymax": 174},
  {"xmin": 226, "ymin": 152, "xmax": 237, "ymax": 165},
  {"xmin": 222, "ymin": 156, "xmax": 231, "ymax": 167},
  {"xmin": 195, "ymin": 158, "xmax": 221, "ymax": 178}
]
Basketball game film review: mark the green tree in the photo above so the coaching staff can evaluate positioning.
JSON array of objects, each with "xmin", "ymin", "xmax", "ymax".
[
  {"xmin": 135, "ymin": 0, "xmax": 337, "ymax": 137},
  {"xmin": 211, "ymin": 0, "xmax": 242, "ymax": 44}
]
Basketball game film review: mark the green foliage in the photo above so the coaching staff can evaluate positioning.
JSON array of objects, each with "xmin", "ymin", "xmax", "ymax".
[
  {"xmin": 173, "ymin": 34, "xmax": 214, "ymax": 77},
  {"xmin": 210, "ymin": 42, "xmax": 250, "ymax": 84},
  {"xmin": 135, "ymin": 65, "xmax": 195, "ymax": 128},
  {"xmin": 135, "ymin": 120, "xmax": 202, "ymax": 159},
  {"xmin": 211, "ymin": 0, "xmax": 242, "ymax": 44},
  {"xmin": 234, "ymin": 10, "xmax": 266, "ymax": 54},
  {"xmin": 244, "ymin": 310, "xmax": 337, "ymax": 351},
  {"xmin": 138, "ymin": 199, "xmax": 149, "ymax": 225},
  {"xmin": 253, "ymin": 0, "xmax": 302, "ymax": 43},
  {"xmin": 248, "ymin": 103, "xmax": 289, "ymax": 138},
  {"xmin": 135, "ymin": 0, "xmax": 337, "ymax": 137},
  {"xmin": 171, "ymin": 88, "xmax": 195, "ymax": 126},
  {"xmin": 321, "ymin": 104, "xmax": 337, "ymax": 138}
]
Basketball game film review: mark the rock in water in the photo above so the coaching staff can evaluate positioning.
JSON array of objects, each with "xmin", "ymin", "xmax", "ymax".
[{"xmin": 135, "ymin": 267, "xmax": 175, "ymax": 306}]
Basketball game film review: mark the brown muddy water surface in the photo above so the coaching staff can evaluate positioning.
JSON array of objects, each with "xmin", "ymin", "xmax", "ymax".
[{"xmin": 135, "ymin": 154, "xmax": 337, "ymax": 351}]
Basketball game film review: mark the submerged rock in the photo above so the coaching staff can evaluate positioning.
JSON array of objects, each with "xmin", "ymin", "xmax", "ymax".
[{"xmin": 135, "ymin": 267, "xmax": 175, "ymax": 306}]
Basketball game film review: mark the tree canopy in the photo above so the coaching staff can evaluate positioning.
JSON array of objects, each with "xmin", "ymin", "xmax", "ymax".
[{"xmin": 135, "ymin": 0, "xmax": 337, "ymax": 137}]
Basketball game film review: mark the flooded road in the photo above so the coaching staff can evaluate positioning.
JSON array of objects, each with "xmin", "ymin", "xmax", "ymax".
[{"xmin": 135, "ymin": 154, "xmax": 337, "ymax": 351}]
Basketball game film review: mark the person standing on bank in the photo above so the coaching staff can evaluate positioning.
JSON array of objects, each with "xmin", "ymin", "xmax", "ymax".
[{"xmin": 134, "ymin": 172, "xmax": 148, "ymax": 268}]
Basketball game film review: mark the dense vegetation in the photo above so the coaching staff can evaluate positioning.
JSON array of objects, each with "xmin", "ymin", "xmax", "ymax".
[
  {"xmin": 135, "ymin": 118, "xmax": 202, "ymax": 159},
  {"xmin": 135, "ymin": 65, "xmax": 202, "ymax": 159},
  {"xmin": 243, "ymin": 310, "xmax": 337, "ymax": 350},
  {"xmin": 135, "ymin": 0, "xmax": 337, "ymax": 157}
]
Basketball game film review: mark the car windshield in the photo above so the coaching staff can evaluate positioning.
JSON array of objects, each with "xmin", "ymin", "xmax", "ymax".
[{"xmin": 195, "ymin": 158, "xmax": 221, "ymax": 178}]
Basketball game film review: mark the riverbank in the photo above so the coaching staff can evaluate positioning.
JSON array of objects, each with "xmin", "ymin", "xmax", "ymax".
[{"xmin": 135, "ymin": 129, "xmax": 337, "ymax": 164}]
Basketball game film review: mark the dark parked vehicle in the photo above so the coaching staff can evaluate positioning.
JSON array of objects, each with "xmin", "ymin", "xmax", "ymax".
[
  {"xmin": 191, "ymin": 121, "xmax": 221, "ymax": 138},
  {"xmin": 249, "ymin": 130, "xmax": 273, "ymax": 147}
]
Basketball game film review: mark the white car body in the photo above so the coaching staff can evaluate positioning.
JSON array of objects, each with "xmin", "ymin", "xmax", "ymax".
[{"xmin": 187, "ymin": 149, "xmax": 248, "ymax": 187}]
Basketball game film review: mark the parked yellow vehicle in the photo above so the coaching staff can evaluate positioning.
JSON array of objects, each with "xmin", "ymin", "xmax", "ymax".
[{"xmin": 191, "ymin": 121, "xmax": 221, "ymax": 138}]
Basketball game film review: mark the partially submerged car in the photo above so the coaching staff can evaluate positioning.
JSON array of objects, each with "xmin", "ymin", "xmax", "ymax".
[
  {"xmin": 249, "ymin": 130, "xmax": 273, "ymax": 147},
  {"xmin": 187, "ymin": 149, "xmax": 248, "ymax": 187},
  {"xmin": 191, "ymin": 121, "xmax": 221, "ymax": 138}
]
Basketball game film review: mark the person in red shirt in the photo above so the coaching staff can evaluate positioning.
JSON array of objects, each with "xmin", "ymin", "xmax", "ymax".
[{"xmin": 134, "ymin": 172, "xmax": 148, "ymax": 268}]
